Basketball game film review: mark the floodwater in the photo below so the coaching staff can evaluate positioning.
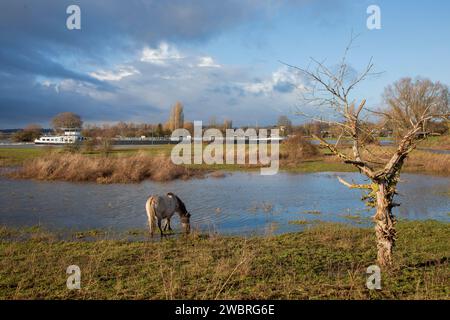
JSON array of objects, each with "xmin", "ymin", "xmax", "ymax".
[
  {"xmin": 0, "ymin": 172, "xmax": 448, "ymax": 235},
  {"xmin": 418, "ymin": 148, "xmax": 450, "ymax": 155},
  {"xmin": 309, "ymin": 139, "xmax": 393, "ymax": 146}
]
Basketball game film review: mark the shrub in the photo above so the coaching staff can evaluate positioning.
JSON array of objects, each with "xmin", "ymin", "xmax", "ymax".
[{"xmin": 280, "ymin": 135, "xmax": 320, "ymax": 165}]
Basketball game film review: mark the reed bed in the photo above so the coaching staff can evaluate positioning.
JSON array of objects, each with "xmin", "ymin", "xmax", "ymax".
[
  {"xmin": 3, "ymin": 140, "xmax": 449, "ymax": 182},
  {"xmin": 326, "ymin": 145, "xmax": 450, "ymax": 175},
  {"xmin": 418, "ymin": 135, "xmax": 450, "ymax": 150},
  {"xmin": 404, "ymin": 150, "xmax": 450, "ymax": 175},
  {"xmin": 11, "ymin": 151, "xmax": 201, "ymax": 183}
]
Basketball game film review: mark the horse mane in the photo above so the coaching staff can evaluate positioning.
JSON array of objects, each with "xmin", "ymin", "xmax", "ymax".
[{"xmin": 167, "ymin": 193, "xmax": 188, "ymax": 215}]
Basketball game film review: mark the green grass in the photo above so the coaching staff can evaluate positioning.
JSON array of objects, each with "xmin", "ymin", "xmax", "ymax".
[
  {"xmin": 0, "ymin": 145, "xmax": 174, "ymax": 167},
  {"xmin": 185, "ymin": 160, "xmax": 357, "ymax": 174},
  {"xmin": 283, "ymin": 160, "xmax": 356, "ymax": 173},
  {"xmin": 287, "ymin": 219, "xmax": 322, "ymax": 225},
  {"xmin": 72, "ymin": 145, "xmax": 174, "ymax": 158},
  {"xmin": 341, "ymin": 213, "xmax": 372, "ymax": 225},
  {"xmin": 0, "ymin": 221, "xmax": 448, "ymax": 299},
  {"xmin": 0, "ymin": 148, "xmax": 46, "ymax": 166},
  {"xmin": 0, "ymin": 146, "xmax": 355, "ymax": 174},
  {"xmin": 1, "ymin": 144, "xmax": 449, "ymax": 177}
]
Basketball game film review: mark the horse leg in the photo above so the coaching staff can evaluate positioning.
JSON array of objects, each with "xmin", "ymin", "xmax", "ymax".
[
  {"xmin": 163, "ymin": 218, "xmax": 169, "ymax": 231},
  {"xmin": 147, "ymin": 215, "xmax": 154, "ymax": 238},
  {"xmin": 157, "ymin": 218, "xmax": 164, "ymax": 237},
  {"xmin": 164, "ymin": 218, "xmax": 172, "ymax": 231},
  {"xmin": 149, "ymin": 221, "xmax": 154, "ymax": 238}
]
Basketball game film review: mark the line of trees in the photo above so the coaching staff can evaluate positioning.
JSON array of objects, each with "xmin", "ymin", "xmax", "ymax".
[
  {"xmin": 11, "ymin": 96, "xmax": 448, "ymax": 145},
  {"xmin": 11, "ymin": 124, "xmax": 43, "ymax": 142},
  {"xmin": 275, "ymin": 114, "xmax": 448, "ymax": 140}
]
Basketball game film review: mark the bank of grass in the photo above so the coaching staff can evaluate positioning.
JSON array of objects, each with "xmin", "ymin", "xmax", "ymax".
[
  {"xmin": 418, "ymin": 135, "xmax": 450, "ymax": 150},
  {"xmin": 1, "ymin": 144, "xmax": 351, "ymax": 182},
  {"xmin": 1, "ymin": 142, "xmax": 450, "ymax": 183},
  {"xmin": 0, "ymin": 148, "xmax": 46, "ymax": 166},
  {"xmin": 402, "ymin": 149, "xmax": 450, "ymax": 175},
  {"xmin": 0, "ymin": 220, "xmax": 448, "ymax": 299},
  {"xmin": 326, "ymin": 145, "xmax": 450, "ymax": 176},
  {"xmin": 9, "ymin": 152, "xmax": 201, "ymax": 183},
  {"xmin": 0, "ymin": 145, "xmax": 174, "ymax": 167}
]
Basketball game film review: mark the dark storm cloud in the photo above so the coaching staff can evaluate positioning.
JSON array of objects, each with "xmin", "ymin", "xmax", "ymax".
[
  {"xmin": 0, "ymin": 73, "xmax": 161, "ymax": 128},
  {"xmin": 0, "ymin": 44, "xmax": 110, "ymax": 88},
  {"xmin": 0, "ymin": 0, "xmax": 283, "ymax": 127},
  {"xmin": 0, "ymin": 0, "xmax": 270, "ymax": 59},
  {"xmin": 0, "ymin": 0, "xmax": 273, "ymax": 81}
]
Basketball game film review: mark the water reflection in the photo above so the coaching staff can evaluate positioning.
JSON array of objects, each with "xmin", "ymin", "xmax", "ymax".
[{"xmin": 0, "ymin": 172, "xmax": 448, "ymax": 235}]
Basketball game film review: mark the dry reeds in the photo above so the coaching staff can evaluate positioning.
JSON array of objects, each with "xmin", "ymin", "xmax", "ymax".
[
  {"xmin": 404, "ymin": 150, "xmax": 450, "ymax": 175},
  {"xmin": 328, "ymin": 145, "xmax": 450, "ymax": 175},
  {"xmin": 11, "ymin": 151, "xmax": 201, "ymax": 183}
]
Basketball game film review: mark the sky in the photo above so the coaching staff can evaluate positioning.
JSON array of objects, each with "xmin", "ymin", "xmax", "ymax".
[{"xmin": 0, "ymin": 0, "xmax": 449, "ymax": 128}]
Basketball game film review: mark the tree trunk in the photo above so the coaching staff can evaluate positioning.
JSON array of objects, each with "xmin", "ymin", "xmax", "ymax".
[{"xmin": 374, "ymin": 182, "xmax": 397, "ymax": 267}]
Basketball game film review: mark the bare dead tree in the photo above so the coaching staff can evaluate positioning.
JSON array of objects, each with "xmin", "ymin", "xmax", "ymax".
[{"xmin": 283, "ymin": 38, "xmax": 450, "ymax": 267}]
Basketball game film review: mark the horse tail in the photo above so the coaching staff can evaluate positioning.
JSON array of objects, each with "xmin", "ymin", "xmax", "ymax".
[{"xmin": 145, "ymin": 196, "xmax": 157, "ymax": 236}]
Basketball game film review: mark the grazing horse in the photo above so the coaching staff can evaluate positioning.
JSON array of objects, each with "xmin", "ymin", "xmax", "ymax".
[{"xmin": 145, "ymin": 192, "xmax": 191, "ymax": 237}]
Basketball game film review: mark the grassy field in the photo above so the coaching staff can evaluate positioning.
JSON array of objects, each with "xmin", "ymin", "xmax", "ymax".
[
  {"xmin": 418, "ymin": 135, "xmax": 450, "ymax": 150},
  {"xmin": 1, "ymin": 143, "xmax": 449, "ymax": 182},
  {"xmin": 0, "ymin": 148, "xmax": 47, "ymax": 166},
  {"xmin": 0, "ymin": 221, "xmax": 448, "ymax": 299},
  {"xmin": 0, "ymin": 145, "xmax": 355, "ymax": 177},
  {"xmin": 0, "ymin": 145, "xmax": 173, "ymax": 166}
]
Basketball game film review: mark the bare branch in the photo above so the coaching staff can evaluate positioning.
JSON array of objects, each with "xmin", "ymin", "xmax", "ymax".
[
  {"xmin": 313, "ymin": 134, "xmax": 375, "ymax": 178},
  {"xmin": 337, "ymin": 176, "xmax": 372, "ymax": 190}
]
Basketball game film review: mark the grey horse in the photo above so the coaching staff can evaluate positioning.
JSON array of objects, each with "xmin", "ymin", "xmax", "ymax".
[{"xmin": 145, "ymin": 192, "xmax": 191, "ymax": 237}]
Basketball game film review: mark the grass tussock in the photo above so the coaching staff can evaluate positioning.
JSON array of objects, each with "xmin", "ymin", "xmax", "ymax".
[
  {"xmin": 0, "ymin": 221, "xmax": 448, "ymax": 299},
  {"xmin": 10, "ymin": 151, "xmax": 202, "ymax": 183}
]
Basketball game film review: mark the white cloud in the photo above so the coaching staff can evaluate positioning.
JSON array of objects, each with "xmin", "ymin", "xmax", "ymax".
[
  {"xmin": 55, "ymin": 79, "xmax": 115, "ymax": 101},
  {"xmin": 39, "ymin": 79, "xmax": 60, "ymax": 93},
  {"xmin": 241, "ymin": 81, "xmax": 272, "ymax": 94},
  {"xmin": 272, "ymin": 67, "xmax": 305, "ymax": 88},
  {"xmin": 38, "ymin": 48, "xmax": 308, "ymax": 125},
  {"xmin": 140, "ymin": 42, "xmax": 183, "ymax": 65},
  {"xmin": 90, "ymin": 65, "xmax": 140, "ymax": 81},
  {"xmin": 197, "ymin": 56, "xmax": 221, "ymax": 68},
  {"xmin": 239, "ymin": 67, "xmax": 306, "ymax": 95}
]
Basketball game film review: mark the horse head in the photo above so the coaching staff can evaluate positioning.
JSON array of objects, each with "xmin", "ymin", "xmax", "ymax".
[
  {"xmin": 180, "ymin": 212, "xmax": 191, "ymax": 233},
  {"xmin": 167, "ymin": 192, "xmax": 191, "ymax": 233}
]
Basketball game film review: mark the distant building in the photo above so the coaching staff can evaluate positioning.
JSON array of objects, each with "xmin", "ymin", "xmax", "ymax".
[{"xmin": 34, "ymin": 128, "xmax": 85, "ymax": 145}]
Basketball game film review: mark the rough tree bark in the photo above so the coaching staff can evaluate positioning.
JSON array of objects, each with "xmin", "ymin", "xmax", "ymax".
[{"xmin": 374, "ymin": 182, "xmax": 396, "ymax": 266}]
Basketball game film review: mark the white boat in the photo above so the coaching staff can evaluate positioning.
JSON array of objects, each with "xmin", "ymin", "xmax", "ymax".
[{"xmin": 34, "ymin": 129, "xmax": 85, "ymax": 145}]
